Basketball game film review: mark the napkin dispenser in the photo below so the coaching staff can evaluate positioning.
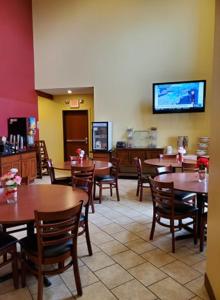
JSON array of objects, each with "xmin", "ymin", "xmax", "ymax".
[{"xmin": 116, "ymin": 141, "xmax": 127, "ymax": 148}]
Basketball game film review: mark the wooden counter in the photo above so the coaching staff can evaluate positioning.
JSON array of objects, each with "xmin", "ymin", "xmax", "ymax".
[
  {"xmin": 0, "ymin": 150, "xmax": 37, "ymax": 182},
  {"xmin": 112, "ymin": 147, "xmax": 164, "ymax": 178}
]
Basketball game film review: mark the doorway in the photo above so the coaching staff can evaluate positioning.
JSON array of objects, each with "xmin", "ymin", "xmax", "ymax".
[{"xmin": 63, "ymin": 110, "xmax": 89, "ymax": 161}]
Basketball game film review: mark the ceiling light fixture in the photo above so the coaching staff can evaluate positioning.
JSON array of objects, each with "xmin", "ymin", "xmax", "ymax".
[{"xmin": 67, "ymin": 90, "xmax": 72, "ymax": 94}]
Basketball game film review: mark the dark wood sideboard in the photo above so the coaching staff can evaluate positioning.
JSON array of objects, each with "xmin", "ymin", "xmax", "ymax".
[
  {"xmin": 0, "ymin": 150, "xmax": 37, "ymax": 182},
  {"xmin": 112, "ymin": 148, "xmax": 164, "ymax": 178}
]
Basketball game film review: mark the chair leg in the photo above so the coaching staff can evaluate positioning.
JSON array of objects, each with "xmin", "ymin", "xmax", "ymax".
[
  {"xmin": 99, "ymin": 184, "xmax": 102, "ymax": 204},
  {"xmin": 193, "ymin": 214, "xmax": 198, "ymax": 246},
  {"xmin": 110, "ymin": 184, "xmax": 113, "ymax": 197},
  {"xmin": 170, "ymin": 219, "xmax": 175, "ymax": 253},
  {"xmin": 150, "ymin": 212, "xmax": 156, "ymax": 240},
  {"xmin": 37, "ymin": 271, "xmax": 44, "ymax": 300},
  {"xmin": 116, "ymin": 182, "xmax": 120, "ymax": 202},
  {"xmin": 72, "ymin": 251, "xmax": 82, "ymax": 296},
  {"xmin": 85, "ymin": 221, "xmax": 93, "ymax": 256},
  {"xmin": 139, "ymin": 185, "xmax": 143, "ymax": 202},
  {"xmin": 11, "ymin": 246, "xmax": 19, "ymax": 289},
  {"xmin": 136, "ymin": 181, "xmax": 139, "ymax": 196},
  {"xmin": 21, "ymin": 252, "xmax": 26, "ymax": 288},
  {"xmin": 200, "ymin": 215, "xmax": 206, "ymax": 252},
  {"xmin": 89, "ymin": 193, "xmax": 95, "ymax": 214}
]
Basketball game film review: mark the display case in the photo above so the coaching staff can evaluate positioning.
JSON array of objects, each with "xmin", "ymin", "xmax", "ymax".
[{"xmin": 92, "ymin": 122, "xmax": 112, "ymax": 151}]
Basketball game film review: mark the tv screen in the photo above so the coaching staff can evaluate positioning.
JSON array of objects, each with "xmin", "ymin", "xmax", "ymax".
[{"xmin": 153, "ymin": 80, "xmax": 206, "ymax": 114}]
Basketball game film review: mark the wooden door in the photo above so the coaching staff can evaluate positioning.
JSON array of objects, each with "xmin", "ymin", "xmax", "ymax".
[{"xmin": 63, "ymin": 111, "xmax": 89, "ymax": 161}]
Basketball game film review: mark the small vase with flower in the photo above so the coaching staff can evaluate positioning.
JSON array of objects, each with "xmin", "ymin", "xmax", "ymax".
[
  {"xmin": 1, "ymin": 168, "xmax": 22, "ymax": 204},
  {"xmin": 75, "ymin": 148, "xmax": 85, "ymax": 161},
  {"xmin": 196, "ymin": 157, "xmax": 209, "ymax": 182}
]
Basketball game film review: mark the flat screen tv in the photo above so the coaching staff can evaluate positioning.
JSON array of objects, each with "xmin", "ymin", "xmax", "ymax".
[{"xmin": 153, "ymin": 80, "xmax": 206, "ymax": 114}]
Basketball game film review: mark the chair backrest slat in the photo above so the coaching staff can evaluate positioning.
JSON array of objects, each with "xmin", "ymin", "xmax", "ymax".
[
  {"xmin": 110, "ymin": 157, "xmax": 120, "ymax": 178},
  {"xmin": 149, "ymin": 177, "xmax": 175, "ymax": 215},
  {"xmin": 34, "ymin": 202, "xmax": 83, "ymax": 256}
]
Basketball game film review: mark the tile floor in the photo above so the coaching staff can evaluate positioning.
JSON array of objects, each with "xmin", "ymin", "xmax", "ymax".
[{"xmin": 0, "ymin": 177, "xmax": 209, "ymax": 300}]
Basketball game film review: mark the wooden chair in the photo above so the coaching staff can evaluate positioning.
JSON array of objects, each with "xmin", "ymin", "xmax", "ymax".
[
  {"xmin": 35, "ymin": 140, "xmax": 49, "ymax": 178},
  {"xmin": 149, "ymin": 177, "xmax": 198, "ymax": 253},
  {"xmin": 200, "ymin": 197, "xmax": 208, "ymax": 252},
  {"xmin": 0, "ymin": 232, "xmax": 19, "ymax": 289},
  {"xmin": 94, "ymin": 157, "xmax": 120, "ymax": 203},
  {"xmin": 133, "ymin": 157, "xmax": 149, "ymax": 202},
  {"xmin": 19, "ymin": 203, "xmax": 83, "ymax": 300},
  {"xmin": 47, "ymin": 159, "xmax": 72, "ymax": 186},
  {"xmin": 181, "ymin": 162, "xmax": 197, "ymax": 172},
  {"xmin": 72, "ymin": 177, "xmax": 93, "ymax": 256},
  {"xmin": 71, "ymin": 164, "xmax": 95, "ymax": 213}
]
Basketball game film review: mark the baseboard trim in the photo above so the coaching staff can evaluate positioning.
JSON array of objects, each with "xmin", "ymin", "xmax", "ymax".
[{"xmin": 205, "ymin": 273, "xmax": 216, "ymax": 300}]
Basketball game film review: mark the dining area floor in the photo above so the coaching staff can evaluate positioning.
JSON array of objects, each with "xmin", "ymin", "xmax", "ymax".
[{"xmin": 0, "ymin": 178, "xmax": 209, "ymax": 300}]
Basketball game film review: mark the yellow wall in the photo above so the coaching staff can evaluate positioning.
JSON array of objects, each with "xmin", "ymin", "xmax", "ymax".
[
  {"xmin": 33, "ymin": 0, "xmax": 215, "ymax": 155},
  {"xmin": 206, "ymin": 0, "xmax": 220, "ymax": 297},
  {"xmin": 38, "ymin": 94, "xmax": 94, "ymax": 164}
]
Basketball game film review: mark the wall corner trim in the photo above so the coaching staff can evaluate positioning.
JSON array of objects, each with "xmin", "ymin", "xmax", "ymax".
[
  {"xmin": 205, "ymin": 273, "xmax": 216, "ymax": 300},
  {"xmin": 36, "ymin": 90, "xmax": 54, "ymax": 100}
]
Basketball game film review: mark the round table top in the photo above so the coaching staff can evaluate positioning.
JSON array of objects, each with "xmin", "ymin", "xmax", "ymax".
[
  {"xmin": 0, "ymin": 185, "xmax": 88, "ymax": 224},
  {"xmin": 154, "ymin": 172, "xmax": 208, "ymax": 194},
  {"xmin": 54, "ymin": 160, "xmax": 112, "ymax": 171},
  {"xmin": 144, "ymin": 158, "xmax": 196, "ymax": 168}
]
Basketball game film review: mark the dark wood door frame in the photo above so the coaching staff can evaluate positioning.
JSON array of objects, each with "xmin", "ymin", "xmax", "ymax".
[{"xmin": 63, "ymin": 110, "xmax": 89, "ymax": 161}]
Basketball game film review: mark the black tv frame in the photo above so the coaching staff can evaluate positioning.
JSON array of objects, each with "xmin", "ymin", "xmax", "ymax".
[{"xmin": 152, "ymin": 80, "xmax": 206, "ymax": 114}]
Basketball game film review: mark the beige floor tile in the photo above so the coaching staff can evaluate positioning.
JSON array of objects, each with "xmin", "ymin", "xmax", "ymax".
[
  {"xmin": 129, "ymin": 262, "xmax": 167, "ymax": 286},
  {"xmin": 32, "ymin": 283, "xmax": 73, "ymax": 300},
  {"xmin": 0, "ymin": 278, "xmax": 15, "ymax": 295},
  {"xmin": 142, "ymin": 248, "xmax": 176, "ymax": 267},
  {"xmin": 112, "ymin": 216, "xmax": 135, "ymax": 225},
  {"xmin": 111, "ymin": 230, "xmax": 140, "ymax": 243},
  {"xmin": 179, "ymin": 254, "xmax": 205, "ymax": 267},
  {"xmin": 161, "ymin": 260, "xmax": 201, "ymax": 284},
  {"xmin": 192, "ymin": 260, "xmax": 207, "ymax": 274},
  {"xmin": 90, "ymin": 231, "xmax": 114, "ymax": 245},
  {"xmin": 133, "ymin": 228, "xmax": 152, "ymax": 241},
  {"xmin": 78, "ymin": 242, "xmax": 100, "ymax": 257},
  {"xmin": 79, "ymin": 281, "xmax": 117, "ymax": 300},
  {"xmin": 0, "ymin": 288, "xmax": 32, "ymax": 300},
  {"xmin": 28, "ymin": 274, "xmax": 63, "ymax": 294},
  {"xmin": 122, "ymin": 222, "xmax": 149, "ymax": 233},
  {"xmin": 81, "ymin": 251, "xmax": 115, "ymax": 271},
  {"xmin": 125, "ymin": 239, "xmax": 156, "ymax": 254},
  {"xmin": 102, "ymin": 223, "xmax": 125, "ymax": 234},
  {"xmin": 129, "ymin": 214, "xmax": 152, "ymax": 224},
  {"xmin": 185, "ymin": 276, "xmax": 210, "ymax": 299},
  {"xmin": 61, "ymin": 265, "xmax": 99, "ymax": 291},
  {"xmin": 98, "ymin": 240, "xmax": 128, "ymax": 256},
  {"xmin": 95, "ymin": 264, "xmax": 133, "ymax": 289},
  {"xmin": 112, "ymin": 250, "xmax": 145, "ymax": 269},
  {"xmin": 149, "ymin": 277, "xmax": 194, "ymax": 300},
  {"xmin": 169, "ymin": 246, "xmax": 195, "ymax": 259},
  {"xmin": 112, "ymin": 279, "xmax": 156, "ymax": 300}
]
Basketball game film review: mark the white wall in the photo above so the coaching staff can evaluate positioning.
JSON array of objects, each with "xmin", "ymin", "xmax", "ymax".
[{"xmin": 32, "ymin": 0, "xmax": 215, "ymax": 152}]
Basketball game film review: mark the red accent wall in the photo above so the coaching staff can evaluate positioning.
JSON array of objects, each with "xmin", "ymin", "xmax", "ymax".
[{"xmin": 0, "ymin": 0, "xmax": 37, "ymax": 136}]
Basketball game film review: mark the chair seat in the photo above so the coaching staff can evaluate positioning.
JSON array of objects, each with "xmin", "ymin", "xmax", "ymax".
[
  {"xmin": 95, "ymin": 175, "xmax": 115, "ymax": 182},
  {"xmin": 19, "ymin": 234, "xmax": 72, "ymax": 258},
  {"xmin": 158, "ymin": 202, "xmax": 198, "ymax": 216},
  {"xmin": 54, "ymin": 177, "xmax": 72, "ymax": 185},
  {"xmin": 174, "ymin": 191, "xmax": 196, "ymax": 201},
  {"xmin": 0, "ymin": 232, "xmax": 17, "ymax": 249}
]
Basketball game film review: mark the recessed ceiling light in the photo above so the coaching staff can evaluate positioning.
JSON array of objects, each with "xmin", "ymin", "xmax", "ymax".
[{"xmin": 67, "ymin": 90, "xmax": 72, "ymax": 94}]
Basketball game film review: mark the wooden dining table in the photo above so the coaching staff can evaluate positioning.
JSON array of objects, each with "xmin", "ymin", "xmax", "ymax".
[
  {"xmin": 0, "ymin": 184, "xmax": 88, "ymax": 235},
  {"xmin": 0, "ymin": 184, "xmax": 88, "ymax": 285},
  {"xmin": 54, "ymin": 159, "xmax": 112, "ymax": 173},
  {"xmin": 144, "ymin": 157, "xmax": 197, "ymax": 169},
  {"xmin": 154, "ymin": 172, "xmax": 208, "ymax": 237}
]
